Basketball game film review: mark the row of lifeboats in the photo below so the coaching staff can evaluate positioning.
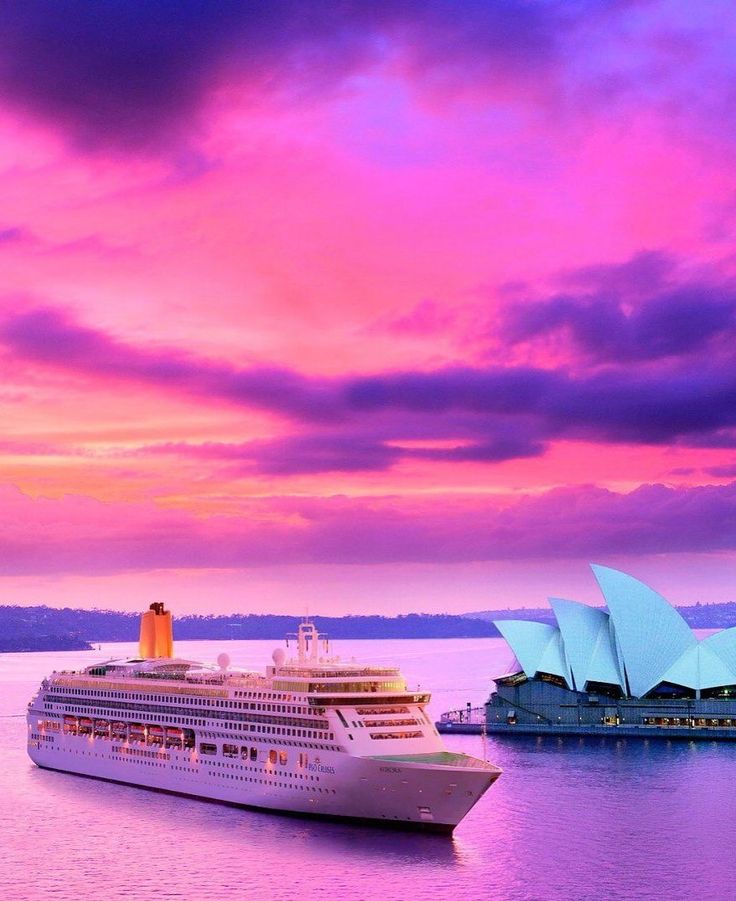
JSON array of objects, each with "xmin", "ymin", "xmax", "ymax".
[{"xmin": 63, "ymin": 715, "xmax": 194, "ymax": 748}]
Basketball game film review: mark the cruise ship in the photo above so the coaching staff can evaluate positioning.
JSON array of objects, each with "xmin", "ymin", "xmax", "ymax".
[{"xmin": 27, "ymin": 604, "xmax": 500, "ymax": 833}]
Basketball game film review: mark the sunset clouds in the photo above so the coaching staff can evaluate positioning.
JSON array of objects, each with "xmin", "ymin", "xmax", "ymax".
[{"xmin": 2, "ymin": 2, "xmax": 736, "ymax": 612}]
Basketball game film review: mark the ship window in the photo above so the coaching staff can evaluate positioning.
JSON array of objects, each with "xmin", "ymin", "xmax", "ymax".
[
  {"xmin": 200, "ymin": 742, "xmax": 217, "ymax": 756},
  {"xmin": 369, "ymin": 731, "xmax": 424, "ymax": 740},
  {"xmin": 250, "ymin": 747, "xmax": 257, "ymax": 761}
]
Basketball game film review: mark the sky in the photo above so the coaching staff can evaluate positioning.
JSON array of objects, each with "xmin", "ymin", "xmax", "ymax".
[{"xmin": 2, "ymin": 0, "xmax": 736, "ymax": 615}]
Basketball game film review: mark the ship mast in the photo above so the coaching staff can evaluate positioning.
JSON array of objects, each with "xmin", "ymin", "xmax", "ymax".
[{"xmin": 287, "ymin": 621, "xmax": 329, "ymax": 664}]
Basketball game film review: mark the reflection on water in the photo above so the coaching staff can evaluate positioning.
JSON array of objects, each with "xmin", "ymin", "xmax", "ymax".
[
  {"xmin": 39, "ymin": 767, "xmax": 465, "ymax": 870},
  {"xmin": 2, "ymin": 639, "xmax": 735, "ymax": 901}
]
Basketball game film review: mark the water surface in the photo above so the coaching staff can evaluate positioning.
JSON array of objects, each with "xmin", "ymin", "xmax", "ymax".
[{"xmin": 1, "ymin": 639, "xmax": 732, "ymax": 901}]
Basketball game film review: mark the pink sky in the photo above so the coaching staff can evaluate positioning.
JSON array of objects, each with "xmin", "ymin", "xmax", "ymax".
[{"xmin": 2, "ymin": 2, "xmax": 736, "ymax": 614}]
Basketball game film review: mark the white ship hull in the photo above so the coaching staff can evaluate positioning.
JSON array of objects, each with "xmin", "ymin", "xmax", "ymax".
[{"xmin": 27, "ymin": 725, "xmax": 498, "ymax": 833}]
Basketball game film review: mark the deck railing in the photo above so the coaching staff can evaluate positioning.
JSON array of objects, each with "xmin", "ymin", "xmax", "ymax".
[{"xmin": 439, "ymin": 705, "xmax": 486, "ymax": 725}]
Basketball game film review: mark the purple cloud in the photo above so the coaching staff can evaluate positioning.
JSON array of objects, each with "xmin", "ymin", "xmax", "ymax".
[
  {"xmin": 0, "ymin": 1, "xmax": 566, "ymax": 152},
  {"xmin": 3, "ymin": 480, "xmax": 736, "ymax": 575},
  {"xmin": 555, "ymin": 250, "xmax": 674, "ymax": 296},
  {"xmin": 0, "ymin": 306, "xmax": 344, "ymax": 422},
  {"xmin": 7, "ymin": 299, "xmax": 736, "ymax": 475},
  {"xmin": 0, "ymin": 1, "xmax": 703, "ymax": 155},
  {"xmin": 0, "ymin": 227, "xmax": 25, "ymax": 244},
  {"xmin": 147, "ymin": 436, "xmax": 401, "ymax": 476},
  {"xmin": 501, "ymin": 255, "xmax": 736, "ymax": 362},
  {"xmin": 346, "ymin": 363, "xmax": 736, "ymax": 447},
  {"xmin": 143, "ymin": 424, "xmax": 545, "ymax": 476},
  {"xmin": 704, "ymin": 464, "xmax": 736, "ymax": 478}
]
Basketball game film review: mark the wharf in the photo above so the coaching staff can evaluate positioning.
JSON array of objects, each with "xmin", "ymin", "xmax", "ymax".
[{"xmin": 436, "ymin": 721, "xmax": 736, "ymax": 741}]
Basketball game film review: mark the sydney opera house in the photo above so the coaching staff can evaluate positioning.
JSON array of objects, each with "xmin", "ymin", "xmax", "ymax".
[{"xmin": 482, "ymin": 565, "xmax": 736, "ymax": 738}]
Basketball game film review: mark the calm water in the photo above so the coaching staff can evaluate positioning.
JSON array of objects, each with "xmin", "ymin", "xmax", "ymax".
[{"xmin": 1, "ymin": 638, "xmax": 734, "ymax": 901}]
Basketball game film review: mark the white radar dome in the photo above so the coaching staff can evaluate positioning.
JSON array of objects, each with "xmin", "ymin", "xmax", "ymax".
[
  {"xmin": 272, "ymin": 648, "xmax": 286, "ymax": 668},
  {"xmin": 217, "ymin": 652, "xmax": 231, "ymax": 671}
]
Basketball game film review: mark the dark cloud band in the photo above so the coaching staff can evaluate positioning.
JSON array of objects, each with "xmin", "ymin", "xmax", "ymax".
[
  {"xmin": 3, "ymin": 296, "xmax": 736, "ymax": 474},
  {"xmin": 0, "ymin": 1, "xmax": 657, "ymax": 153}
]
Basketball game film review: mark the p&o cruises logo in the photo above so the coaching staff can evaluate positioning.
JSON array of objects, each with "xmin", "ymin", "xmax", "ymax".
[{"xmin": 307, "ymin": 756, "xmax": 336, "ymax": 775}]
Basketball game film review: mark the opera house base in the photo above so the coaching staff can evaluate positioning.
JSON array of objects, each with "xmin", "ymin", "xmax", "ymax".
[
  {"xmin": 440, "ymin": 722, "xmax": 736, "ymax": 741},
  {"xmin": 451, "ymin": 678, "xmax": 736, "ymax": 741}
]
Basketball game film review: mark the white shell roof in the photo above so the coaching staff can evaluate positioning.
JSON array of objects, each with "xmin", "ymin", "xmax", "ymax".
[
  {"xmin": 591, "ymin": 564, "xmax": 697, "ymax": 698},
  {"xmin": 494, "ymin": 565, "xmax": 736, "ymax": 697},
  {"xmin": 587, "ymin": 618, "xmax": 625, "ymax": 689},
  {"xmin": 549, "ymin": 598, "xmax": 624, "ymax": 692},
  {"xmin": 537, "ymin": 629, "xmax": 573, "ymax": 687},
  {"xmin": 658, "ymin": 643, "xmax": 736, "ymax": 691},
  {"xmin": 494, "ymin": 620, "xmax": 571, "ymax": 688},
  {"xmin": 701, "ymin": 626, "xmax": 736, "ymax": 674}
]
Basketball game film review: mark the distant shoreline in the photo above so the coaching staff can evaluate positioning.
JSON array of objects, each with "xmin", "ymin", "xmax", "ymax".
[
  {"xmin": 2, "ymin": 601, "xmax": 734, "ymax": 653},
  {"xmin": 1, "ymin": 637, "xmax": 94, "ymax": 653},
  {"xmin": 0, "ymin": 606, "xmax": 496, "ymax": 652}
]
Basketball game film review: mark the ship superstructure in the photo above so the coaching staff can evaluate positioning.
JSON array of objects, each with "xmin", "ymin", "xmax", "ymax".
[{"xmin": 28, "ymin": 604, "xmax": 500, "ymax": 832}]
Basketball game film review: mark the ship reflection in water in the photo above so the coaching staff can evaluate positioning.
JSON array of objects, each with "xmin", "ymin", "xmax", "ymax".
[{"xmin": 3, "ymin": 638, "xmax": 735, "ymax": 901}]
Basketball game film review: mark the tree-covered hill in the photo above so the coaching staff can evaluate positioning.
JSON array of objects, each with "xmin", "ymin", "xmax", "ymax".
[
  {"xmin": 3, "ymin": 600, "xmax": 735, "ymax": 652},
  {"xmin": 0, "ymin": 605, "xmax": 498, "ymax": 651},
  {"xmin": 464, "ymin": 602, "xmax": 736, "ymax": 631}
]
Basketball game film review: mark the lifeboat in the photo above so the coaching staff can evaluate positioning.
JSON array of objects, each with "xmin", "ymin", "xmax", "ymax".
[
  {"xmin": 63, "ymin": 715, "xmax": 78, "ymax": 734},
  {"xmin": 165, "ymin": 726, "xmax": 184, "ymax": 748},
  {"xmin": 78, "ymin": 717, "xmax": 93, "ymax": 734},
  {"xmin": 94, "ymin": 720, "xmax": 110, "ymax": 738},
  {"xmin": 147, "ymin": 724, "xmax": 164, "ymax": 745},
  {"xmin": 129, "ymin": 723, "xmax": 145, "ymax": 742},
  {"xmin": 111, "ymin": 722, "xmax": 127, "ymax": 739}
]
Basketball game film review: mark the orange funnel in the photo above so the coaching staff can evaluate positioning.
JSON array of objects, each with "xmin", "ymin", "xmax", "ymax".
[{"xmin": 138, "ymin": 603, "xmax": 174, "ymax": 658}]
